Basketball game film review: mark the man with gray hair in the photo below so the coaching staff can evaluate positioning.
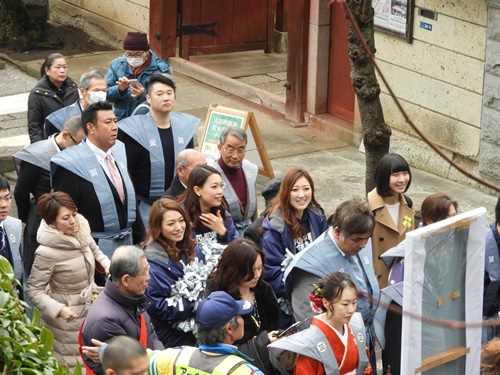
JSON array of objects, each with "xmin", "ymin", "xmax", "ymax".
[
  {"xmin": 44, "ymin": 69, "xmax": 107, "ymax": 138},
  {"xmin": 83, "ymin": 291, "xmax": 263, "ymax": 374},
  {"xmin": 13, "ymin": 115, "xmax": 85, "ymax": 277},
  {"xmin": 80, "ymin": 245, "xmax": 163, "ymax": 375},
  {"xmin": 163, "ymin": 149, "xmax": 207, "ymax": 199},
  {"xmin": 284, "ymin": 198, "xmax": 380, "ymax": 372},
  {"xmin": 213, "ymin": 126, "xmax": 258, "ymax": 235}
]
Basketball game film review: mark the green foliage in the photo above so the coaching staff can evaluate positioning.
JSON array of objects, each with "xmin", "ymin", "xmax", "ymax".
[
  {"xmin": 0, "ymin": 0, "xmax": 42, "ymax": 48},
  {"xmin": 0, "ymin": 257, "xmax": 81, "ymax": 375}
]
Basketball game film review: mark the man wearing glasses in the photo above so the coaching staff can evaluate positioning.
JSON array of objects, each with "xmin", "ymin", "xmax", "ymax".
[
  {"xmin": 13, "ymin": 115, "xmax": 85, "ymax": 277},
  {"xmin": 213, "ymin": 126, "xmax": 258, "ymax": 235},
  {"xmin": 43, "ymin": 69, "xmax": 108, "ymax": 139},
  {"xmin": 105, "ymin": 31, "xmax": 171, "ymax": 121},
  {"xmin": 0, "ymin": 175, "xmax": 23, "ymax": 296}
]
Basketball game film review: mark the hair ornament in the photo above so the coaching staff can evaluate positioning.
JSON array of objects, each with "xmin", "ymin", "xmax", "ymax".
[{"xmin": 309, "ymin": 283, "xmax": 324, "ymax": 314}]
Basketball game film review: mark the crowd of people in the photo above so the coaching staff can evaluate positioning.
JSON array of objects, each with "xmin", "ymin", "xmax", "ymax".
[{"xmin": 0, "ymin": 29, "xmax": 499, "ymax": 375}]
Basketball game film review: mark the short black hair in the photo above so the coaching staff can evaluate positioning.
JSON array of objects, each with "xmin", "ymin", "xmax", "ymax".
[
  {"xmin": 0, "ymin": 175, "xmax": 10, "ymax": 192},
  {"xmin": 495, "ymin": 197, "xmax": 500, "ymax": 224},
  {"xmin": 146, "ymin": 73, "xmax": 176, "ymax": 94},
  {"xmin": 375, "ymin": 153, "xmax": 412, "ymax": 197},
  {"xmin": 81, "ymin": 101, "xmax": 113, "ymax": 135}
]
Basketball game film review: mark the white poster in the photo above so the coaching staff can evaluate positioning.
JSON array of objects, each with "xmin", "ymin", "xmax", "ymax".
[
  {"xmin": 374, "ymin": 0, "xmax": 409, "ymax": 36},
  {"xmin": 401, "ymin": 207, "xmax": 486, "ymax": 374}
]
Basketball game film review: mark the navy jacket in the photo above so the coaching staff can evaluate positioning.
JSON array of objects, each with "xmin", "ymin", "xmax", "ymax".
[
  {"xmin": 145, "ymin": 241, "xmax": 206, "ymax": 347},
  {"xmin": 81, "ymin": 280, "xmax": 163, "ymax": 374},
  {"xmin": 259, "ymin": 206, "xmax": 328, "ymax": 299}
]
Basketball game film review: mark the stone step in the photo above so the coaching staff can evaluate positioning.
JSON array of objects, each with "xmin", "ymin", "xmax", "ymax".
[{"xmin": 0, "ymin": 93, "xmax": 30, "ymax": 174}]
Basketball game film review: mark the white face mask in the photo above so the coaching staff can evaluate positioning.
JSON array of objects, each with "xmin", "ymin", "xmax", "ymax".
[
  {"xmin": 88, "ymin": 91, "xmax": 107, "ymax": 104},
  {"xmin": 127, "ymin": 57, "xmax": 145, "ymax": 68}
]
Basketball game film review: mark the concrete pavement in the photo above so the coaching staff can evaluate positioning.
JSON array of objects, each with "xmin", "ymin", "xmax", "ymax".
[{"xmin": 0, "ymin": 49, "xmax": 497, "ymax": 223}]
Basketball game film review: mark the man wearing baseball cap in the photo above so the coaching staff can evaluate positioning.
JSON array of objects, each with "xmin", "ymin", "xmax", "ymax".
[
  {"xmin": 105, "ymin": 31, "xmax": 171, "ymax": 120},
  {"xmin": 83, "ymin": 291, "xmax": 264, "ymax": 374}
]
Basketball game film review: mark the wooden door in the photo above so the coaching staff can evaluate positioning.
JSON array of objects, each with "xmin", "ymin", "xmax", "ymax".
[
  {"xmin": 179, "ymin": 0, "xmax": 276, "ymax": 59},
  {"xmin": 327, "ymin": 1, "xmax": 355, "ymax": 123}
]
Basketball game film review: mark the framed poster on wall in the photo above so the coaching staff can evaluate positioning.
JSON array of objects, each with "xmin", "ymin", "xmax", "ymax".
[{"xmin": 374, "ymin": 0, "xmax": 414, "ymax": 42}]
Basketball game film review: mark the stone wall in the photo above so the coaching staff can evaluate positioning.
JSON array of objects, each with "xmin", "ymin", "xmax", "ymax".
[
  {"xmin": 373, "ymin": 0, "xmax": 490, "ymax": 189},
  {"xmin": 479, "ymin": 0, "xmax": 500, "ymax": 185},
  {"xmin": 47, "ymin": 0, "xmax": 149, "ymax": 48}
]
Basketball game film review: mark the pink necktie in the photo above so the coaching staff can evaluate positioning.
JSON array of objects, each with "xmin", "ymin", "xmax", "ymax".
[{"xmin": 106, "ymin": 154, "xmax": 125, "ymax": 204}]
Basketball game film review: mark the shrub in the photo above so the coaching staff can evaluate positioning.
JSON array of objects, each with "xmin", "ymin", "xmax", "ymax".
[{"xmin": 0, "ymin": 256, "xmax": 80, "ymax": 375}]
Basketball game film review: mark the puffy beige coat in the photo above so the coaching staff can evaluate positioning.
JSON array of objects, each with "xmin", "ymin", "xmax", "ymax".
[
  {"xmin": 368, "ymin": 188, "xmax": 415, "ymax": 289},
  {"xmin": 26, "ymin": 214, "xmax": 110, "ymax": 372}
]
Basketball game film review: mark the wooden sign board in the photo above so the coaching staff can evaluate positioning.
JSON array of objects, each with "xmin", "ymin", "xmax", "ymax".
[
  {"xmin": 198, "ymin": 103, "xmax": 275, "ymax": 178},
  {"xmin": 401, "ymin": 207, "xmax": 486, "ymax": 374}
]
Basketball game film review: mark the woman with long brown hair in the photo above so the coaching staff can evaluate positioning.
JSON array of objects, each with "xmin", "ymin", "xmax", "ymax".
[
  {"xmin": 205, "ymin": 238, "xmax": 279, "ymax": 374},
  {"xmin": 143, "ymin": 198, "xmax": 206, "ymax": 347},
  {"xmin": 259, "ymin": 168, "xmax": 328, "ymax": 328},
  {"xmin": 179, "ymin": 164, "xmax": 239, "ymax": 245}
]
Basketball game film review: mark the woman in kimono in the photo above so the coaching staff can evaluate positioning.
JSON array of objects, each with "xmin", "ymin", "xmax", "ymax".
[{"xmin": 269, "ymin": 271, "xmax": 372, "ymax": 375}]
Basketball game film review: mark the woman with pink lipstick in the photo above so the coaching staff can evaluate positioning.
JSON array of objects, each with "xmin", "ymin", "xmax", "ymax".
[
  {"xmin": 259, "ymin": 168, "xmax": 328, "ymax": 328},
  {"xmin": 179, "ymin": 164, "xmax": 239, "ymax": 245},
  {"xmin": 26, "ymin": 191, "xmax": 110, "ymax": 372},
  {"xmin": 367, "ymin": 153, "xmax": 415, "ymax": 289},
  {"xmin": 269, "ymin": 272, "xmax": 372, "ymax": 375},
  {"xmin": 204, "ymin": 238, "xmax": 280, "ymax": 374},
  {"xmin": 143, "ymin": 198, "xmax": 206, "ymax": 347}
]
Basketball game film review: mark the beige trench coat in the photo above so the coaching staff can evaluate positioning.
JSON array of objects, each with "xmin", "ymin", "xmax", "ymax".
[
  {"xmin": 368, "ymin": 188, "xmax": 415, "ymax": 289},
  {"xmin": 27, "ymin": 214, "xmax": 110, "ymax": 372}
]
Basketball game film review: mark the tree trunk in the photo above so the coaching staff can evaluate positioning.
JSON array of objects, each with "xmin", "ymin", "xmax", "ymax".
[
  {"xmin": 0, "ymin": 0, "xmax": 42, "ymax": 50},
  {"xmin": 345, "ymin": 0, "xmax": 391, "ymax": 194}
]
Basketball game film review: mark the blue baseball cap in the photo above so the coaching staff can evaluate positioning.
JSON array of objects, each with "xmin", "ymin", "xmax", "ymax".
[{"xmin": 196, "ymin": 291, "xmax": 254, "ymax": 330}]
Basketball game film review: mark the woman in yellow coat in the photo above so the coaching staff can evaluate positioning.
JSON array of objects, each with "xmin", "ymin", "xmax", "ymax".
[{"xmin": 367, "ymin": 153, "xmax": 414, "ymax": 289}]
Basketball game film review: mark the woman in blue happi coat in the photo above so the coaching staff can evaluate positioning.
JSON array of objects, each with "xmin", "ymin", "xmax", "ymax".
[{"xmin": 144, "ymin": 198, "xmax": 206, "ymax": 347}]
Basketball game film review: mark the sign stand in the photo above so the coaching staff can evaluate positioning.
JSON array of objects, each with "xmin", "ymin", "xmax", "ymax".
[{"xmin": 199, "ymin": 103, "xmax": 275, "ymax": 178}]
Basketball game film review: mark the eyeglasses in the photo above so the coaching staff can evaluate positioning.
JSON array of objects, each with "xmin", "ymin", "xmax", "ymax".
[
  {"xmin": 0, "ymin": 195, "xmax": 12, "ymax": 203},
  {"xmin": 138, "ymin": 266, "xmax": 150, "ymax": 277},
  {"xmin": 68, "ymin": 133, "xmax": 81, "ymax": 145},
  {"xmin": 223, "ymin": 147, "xmax": 246, "ymax": 156},
  {"xmin": 125, "ymin": 52, "xmax": 145, "ymax": 58}
]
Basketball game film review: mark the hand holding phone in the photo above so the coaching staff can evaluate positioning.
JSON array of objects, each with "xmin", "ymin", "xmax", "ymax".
[
  {"xmin": 129, "ymin": 79, "xmax": 140, "ymax": 89},
  {"xmin": 277, "ymin": 317, "xmax": 310, "ymax": 338}
]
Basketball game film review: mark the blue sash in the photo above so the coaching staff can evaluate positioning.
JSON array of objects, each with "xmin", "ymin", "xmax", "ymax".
[
  {"xmin": 44, "ymin": 101, "xmax": 82, "ymax": 138},
  {"xmin": 118, "ymin": 112, "xmax": 199, "ymax": 199},
  {"xmin": 50, "ymin": 140, "xmax": 136, "ymax": 236}
]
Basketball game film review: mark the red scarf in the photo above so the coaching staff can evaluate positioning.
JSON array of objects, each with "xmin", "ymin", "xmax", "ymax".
[{"xmin": 132, "ymin": 51, "xmax": 152, "ymax": 78}]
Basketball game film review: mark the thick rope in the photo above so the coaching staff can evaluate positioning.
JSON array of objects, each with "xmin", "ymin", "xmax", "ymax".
[{"xmin": 328, "ymin": 0, "xmax": 500, "ymax": 192}]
